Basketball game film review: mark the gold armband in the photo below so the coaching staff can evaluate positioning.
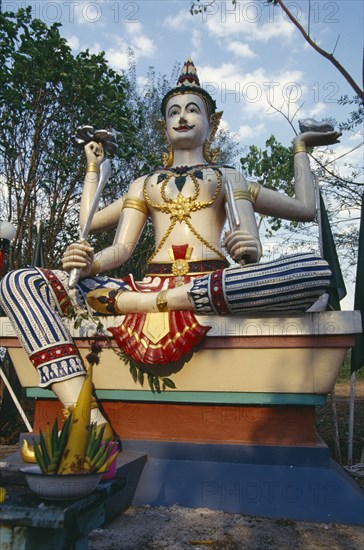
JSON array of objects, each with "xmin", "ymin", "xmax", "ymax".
[
  {"xmin": 233, "ymin": 190, "xmax": 253, "ymax": 203},
  {"xmin": 86, "ymin": 162, "xmax": 100, "ymax": 174},
  {"xmin": 90, "ymin": 260, "xmax": 101, "ymax": 276},
  {"xmin": 156, "ymin": 290, "xmax": 169, "ymax": 312},
  {"xmin": 293, "ymin": 141, "xmax": 307, "ymax": 155},
  {"xmin": 248, "ymin": 182, "xmax": 261, "ymax": 204},
  {"xmin": 122, "ymin": 198, "xmax": 148, "ymax": 216}
]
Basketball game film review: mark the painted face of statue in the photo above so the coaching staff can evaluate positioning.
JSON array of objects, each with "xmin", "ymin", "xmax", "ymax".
[{"xmin": 165, "ymin": 93, "xmax": 213, "ymax": 151}]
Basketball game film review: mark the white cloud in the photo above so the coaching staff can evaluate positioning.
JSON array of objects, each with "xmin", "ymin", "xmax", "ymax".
[
  {"xmin": 298, "ymin": 102, "xmax": 329, "ymax": 119},
  {"xmin": 204, "ymin": 5, "xmax": 295, "ymax": 42},
  {"xmin": 72, "ymin": 0, "xmax": 106, "ymax": 26},
  {"xmin": 331, "ymin": 144, "xmax": 364, "ymax": 173},
  {"xmin": 163, "ymin": 5, "xmax": 295, "ymax": 43},
  {"xmin": 197, "ymin": 62, "xmax": 305, "ymax": 121},
  {"xmin": 66, "ymin": 35, "xmax": 80, "ymax": 51},
  {"xmin": 163, "ymin": 10, "xmax": 194, "ymax": 30},
  {"xmin": 226, "ymin": 41, "xmax": 257, "ymax": 59},
  {"xmin": 125, "ymin": 21, "xmax": 143, "ymax": 35},
  {"xmin": 191, "ymin": 29, "xmax": 202, "ymax": 52},
  {"xmin": 103, "ymin": 24, "xmax": 157, "ymax": 71},
  {"xmin": 237, "ymin": 123, "xmax": 265, "ymax": 140},
  {"xmin": 348, "ymin": 132, "xmax": 364, "ymax": 142},
  {"xmin": 134, "ymin": 34, "xmax": 156, "ymax": 59},
  {"xmin": 104, "ymin": 47, "xmax": 130, "ymax": 71}
]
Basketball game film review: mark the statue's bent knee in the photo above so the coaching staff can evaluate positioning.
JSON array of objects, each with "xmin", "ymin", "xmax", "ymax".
[
  {"xmin": 0, "ymin": 268, "xmax": 43, "ymax": 306},
  {"xmin": 0, "ymin": 267, "xmax": 86, "ymax": 387}
]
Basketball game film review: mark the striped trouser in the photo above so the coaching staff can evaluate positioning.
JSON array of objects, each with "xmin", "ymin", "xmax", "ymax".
[
  {"xmin": 0, "ymin": 267, "xmax": 129, "ymax": 387},
  {"xmin": 189, "ymin": 253, "xmax": 331, "ymax": 314}
]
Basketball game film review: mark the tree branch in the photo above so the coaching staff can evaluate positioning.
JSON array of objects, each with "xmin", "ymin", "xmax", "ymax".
[{"xmin": 275, "ymin": 0, "xmax": 364, "ymax": 102}]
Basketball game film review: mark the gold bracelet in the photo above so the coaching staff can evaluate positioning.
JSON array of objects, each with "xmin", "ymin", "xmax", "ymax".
[
  {"xmin": 122, "ymin": 198, "xmax": 148, "ymax": 216},
  {"xmin": 248, "ymin": 182, "xmax": 261, "ymax": 204},
  {"xmin": 90, "ymin": 260, "xmax": 101, "ymax": 276},
  {"xmin": 86, "ymin": 162, "xmax": 100, "ymax": 174},
  {"xmin": 293, "ymin": 141, "xmax": 307, "ymax": 155},
  {"xmin": 233, "ymin": 190, "xmax": 253, "ymax": 203},
  {"xmin": 156, "ymin": 289, "xmax": 169, "ymax": 312}
]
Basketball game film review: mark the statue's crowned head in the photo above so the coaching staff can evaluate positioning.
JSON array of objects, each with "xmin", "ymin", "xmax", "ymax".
[
  {"xmin": 161, "ymin": 59, "xmax": 222, "ymax": 166},
  {"xmin": 161, "ymin": 58, "xmax": 217, "ymax": 119}
]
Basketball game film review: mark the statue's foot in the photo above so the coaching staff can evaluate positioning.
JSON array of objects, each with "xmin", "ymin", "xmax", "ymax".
[
  {"xmin": 86, "ymin": 287, "xmax": 161, "ymax": 315},
  {"xmin": 306, "ymin": 293, "xmax": 329, "ymax": 312},
  {"xmin": 86, "ymin": 288, "xmax": 124, "ymax": 315},
  {"xmin": 90, "ymin": 397, "xmax": 120, "ymax": 443},
  {"xmin": 66, "ymin": 397, "xmax": 120, "ymax": 442},
  {"xmin": 94, "ymin": 420, "xmax": 116, "ymax": 441}
]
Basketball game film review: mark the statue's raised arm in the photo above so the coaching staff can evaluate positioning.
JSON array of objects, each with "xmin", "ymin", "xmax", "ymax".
[{"xmin": 253, "ymin": 126, "xmax": 341, "ymax": 222}]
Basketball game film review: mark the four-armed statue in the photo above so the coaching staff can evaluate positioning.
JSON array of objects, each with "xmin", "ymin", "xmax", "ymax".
[{"xmin": 0, "ymin": 59, "xmax": 341, "ymax": 438}]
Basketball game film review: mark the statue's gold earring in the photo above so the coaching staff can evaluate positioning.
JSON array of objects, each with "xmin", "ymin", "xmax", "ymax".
[
  {"xmin": 203, "ymin": 111, "xmax": 223, "ymax": 163},
  {"xmin": 158, "ymin": 119, "xmax": 174, "ymax": 167}
]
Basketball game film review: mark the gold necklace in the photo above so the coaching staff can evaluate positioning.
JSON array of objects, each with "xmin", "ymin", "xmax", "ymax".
[{"xmin": 143, "ymin": 166, "xmax": 226, "ymax": 263}]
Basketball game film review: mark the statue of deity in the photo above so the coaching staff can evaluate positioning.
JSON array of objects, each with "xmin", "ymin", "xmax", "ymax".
[{"xmin": 0, "ymin": 59, "xmax": 341, "ymax": 436}]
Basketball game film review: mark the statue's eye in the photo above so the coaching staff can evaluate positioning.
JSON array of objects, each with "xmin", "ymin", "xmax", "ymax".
[{"xmin": 187, "ymin": 104, "xmax": 200, "ymax": 114}]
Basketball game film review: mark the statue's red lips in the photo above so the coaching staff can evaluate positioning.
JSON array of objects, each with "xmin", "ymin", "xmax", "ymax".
[{"xmin": 174, "ymin": 125, "xmax": 195, "ymax": 132}]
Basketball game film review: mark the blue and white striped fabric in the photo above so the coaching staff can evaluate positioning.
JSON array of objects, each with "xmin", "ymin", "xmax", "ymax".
[
  {"xmin": 0, "ymin": 268, "xmax": 72, "ymax": 355},
  {"xmin": 0, "ymin": 267, "xmax": 128, "ymax": 387},
  {"xmin": 190, "ymin": 253, "xmax": 331, "ymax": 314}
]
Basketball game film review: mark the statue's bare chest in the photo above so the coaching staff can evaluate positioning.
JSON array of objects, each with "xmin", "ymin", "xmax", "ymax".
[{"xmin": 143, "ymin": 166, "xmax": 223, "ymax": 210}]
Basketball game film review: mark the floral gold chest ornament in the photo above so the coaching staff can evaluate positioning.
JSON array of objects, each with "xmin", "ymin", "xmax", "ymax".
[{"xmin": 144, "ymin": 164, "xmax": 226, "ymax": 262}]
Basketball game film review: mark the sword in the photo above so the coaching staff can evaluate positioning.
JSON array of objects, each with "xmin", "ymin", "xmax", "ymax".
[
  {"xmin": 225, "ymin": 178, "xmax": 240, "ymax": 231},
  {"xmin": 68, "ymin": 159, "xmax": 111, "ymax": 289},
  {"xmin": 225, "ymin": 178, "xmax": 253, "ymax": 265}
]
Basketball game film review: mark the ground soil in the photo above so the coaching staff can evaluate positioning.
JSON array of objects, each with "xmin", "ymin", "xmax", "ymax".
[{"xmin": 87, "ymin": 505, "xmax": 364, "ymax": 550}]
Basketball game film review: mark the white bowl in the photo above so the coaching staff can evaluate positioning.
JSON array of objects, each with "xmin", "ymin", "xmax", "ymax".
[{"xmin": 20, "ymin": 466, "xmax": 102, "ymax": 500}]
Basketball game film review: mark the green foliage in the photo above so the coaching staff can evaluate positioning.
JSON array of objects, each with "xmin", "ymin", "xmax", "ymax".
[
  {"xmin": 240, "ymin": 135, "xmax": 295, "ymax": 232},
  {"xmin": 338, "ymin": 351, "xmax": 364, "ymax": 382},
  {"xmin": 113, "ymin": 346, "xmax": 176, "ymax": 393},
  {"xmin": 338, "ymin": 96, "xmax": 364, "ymax": 131}
]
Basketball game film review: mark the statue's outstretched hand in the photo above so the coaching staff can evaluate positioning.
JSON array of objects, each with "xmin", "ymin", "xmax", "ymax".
[
  {"xmin": 62, "ymin": 241, "xmax": 94, "ymax": 278},
  {"xmin": 296, "ymin": 131, "xmax": 342, "ymax": 148},
  {"xmin": 224, "ymin": 230, "xmax": 262, "ymax": 265},
  {"xmin": 84, "ymin": 140, "xmax": 105, "ymax": 165}
]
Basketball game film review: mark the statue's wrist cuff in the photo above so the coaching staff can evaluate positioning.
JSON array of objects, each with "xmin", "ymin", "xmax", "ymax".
[
  {"xmin": 90, "ymin": 260, "xmax": 101, "ymax": 276},
  {"xmin": 293, "ymin": 141, "xmax": 307, "ymax": 155},
  {"xmin": 86, "ymin": 162, "xmax": 100, "ymax": 174}
]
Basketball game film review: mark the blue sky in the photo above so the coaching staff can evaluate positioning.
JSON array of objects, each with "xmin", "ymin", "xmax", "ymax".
[
  {"xmin": 4, "ymin": 1, "xmax": 361, "ymax": 152},
  {"xmin": 3, "ymin": 0, "xmax": 363, "ymax": 307}
]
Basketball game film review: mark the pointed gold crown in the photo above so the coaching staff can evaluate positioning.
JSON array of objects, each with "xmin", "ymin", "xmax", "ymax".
[{"xmin": 161, "ymin": 58, "xmax": 217, "ymax": 118}]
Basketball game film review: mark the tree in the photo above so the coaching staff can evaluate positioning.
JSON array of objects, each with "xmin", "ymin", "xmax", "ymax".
[{"xmin": 0, "ymin": 8, "xmax": 138, "ymax": 270}]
